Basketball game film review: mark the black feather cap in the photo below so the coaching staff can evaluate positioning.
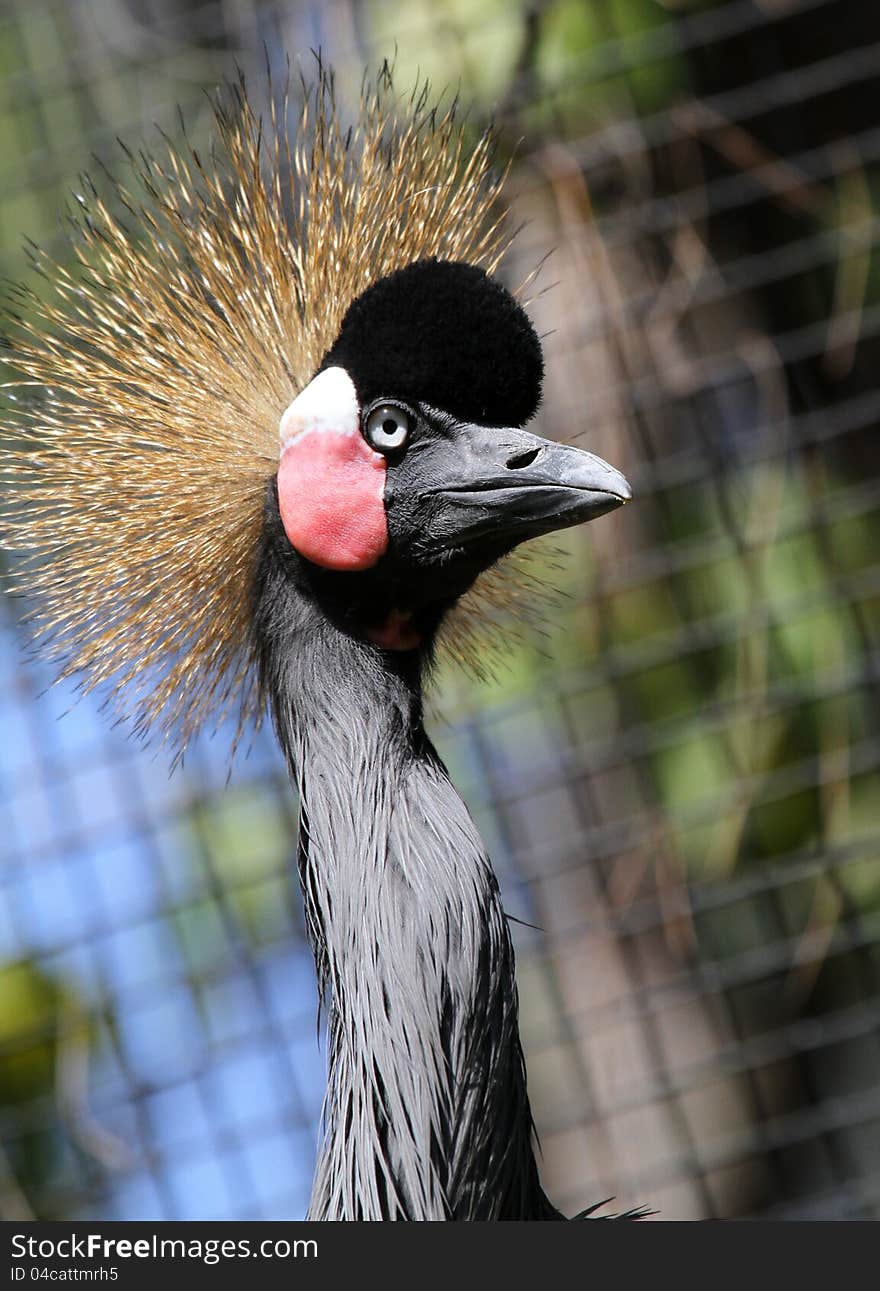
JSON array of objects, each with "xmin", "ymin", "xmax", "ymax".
[{"xmin": 319, "ymin": 259, "xmax": 543, "ymax": 428}]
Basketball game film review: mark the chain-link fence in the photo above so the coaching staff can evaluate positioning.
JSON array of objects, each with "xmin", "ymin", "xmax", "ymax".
[{"xmin": 1, "ymin": 0, "xmax": 879, "ymax": 1221}]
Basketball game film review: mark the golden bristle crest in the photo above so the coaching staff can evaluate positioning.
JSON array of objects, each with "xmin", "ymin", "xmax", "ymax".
[{"xmin": 1, "ymin": 62, "xmax": 516, "ymax": 755}]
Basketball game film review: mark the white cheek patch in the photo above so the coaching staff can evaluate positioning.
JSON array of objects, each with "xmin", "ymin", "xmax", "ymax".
[{"xmin": 279, "ymin": 366, "xmax": 360, "ymax": 453}]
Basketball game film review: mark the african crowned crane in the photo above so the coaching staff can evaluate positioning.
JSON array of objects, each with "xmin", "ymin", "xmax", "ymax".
[{"xmin": 2, "ymin": 67, "xmax": 631, "ymax": 1220}]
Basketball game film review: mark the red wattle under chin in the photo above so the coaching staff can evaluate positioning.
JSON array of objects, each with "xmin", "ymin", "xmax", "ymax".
[{"xmin": 277, "ymin": 428, "xmax": 388, "ymax": 571}]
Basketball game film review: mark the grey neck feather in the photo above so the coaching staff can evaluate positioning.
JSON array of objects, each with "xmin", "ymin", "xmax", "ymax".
[{"xmin": 255, "ymin": 559, "xmax": 557, "ymax": 1219}]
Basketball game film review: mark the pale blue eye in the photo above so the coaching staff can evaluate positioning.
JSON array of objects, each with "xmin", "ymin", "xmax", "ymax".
[{"xmin": 365, "ymin": 404, "xmax": 410, "ymax": 452}]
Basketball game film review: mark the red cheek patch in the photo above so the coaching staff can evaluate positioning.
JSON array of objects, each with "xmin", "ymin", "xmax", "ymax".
[{"xmin": 277, "ymin": 428, "xmax": 388, "ymax": 571}]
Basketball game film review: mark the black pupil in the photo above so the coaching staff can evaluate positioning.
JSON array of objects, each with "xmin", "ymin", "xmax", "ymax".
[{"xmin": 382, "ymin": 418, "xmax": 398, "ymax": 434}]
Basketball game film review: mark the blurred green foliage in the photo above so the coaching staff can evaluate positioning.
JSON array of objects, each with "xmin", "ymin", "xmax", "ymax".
[
  {"xmin": 366, "ymin": 0, "xmax": 686, "ymax": 130},
  {"xmin": 437, "ymin": 459, "xmax": 880, "ymax": 924},
  {"xmin": 0, "ymin": 960, "xmax": 104, "ymax": 1216}
]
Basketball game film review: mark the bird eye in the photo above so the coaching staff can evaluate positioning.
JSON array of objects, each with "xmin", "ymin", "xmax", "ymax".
[{"xmin": 364, "ymin": 403, "xmax": 411, "ymax": 453}]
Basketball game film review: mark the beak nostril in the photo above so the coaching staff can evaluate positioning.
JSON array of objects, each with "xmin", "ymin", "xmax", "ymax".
[{"xmin": 506, "ymin": 446, "xmax": 542, "ymax": 471}]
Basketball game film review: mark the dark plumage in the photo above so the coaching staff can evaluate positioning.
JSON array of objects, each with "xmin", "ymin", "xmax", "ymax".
[
  {"xmin": 321, "ymin": 259, "xmax": 544, "ymax": 428},
  {"xmin": 253, "ymin": 250, "xmax": 631, "ymax": 1217},
  {"xmin": 254, "ymin": 497, "xmax": 561, "ymax": 1218}
]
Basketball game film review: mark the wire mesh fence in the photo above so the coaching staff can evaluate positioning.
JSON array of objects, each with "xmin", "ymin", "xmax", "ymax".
[{"xmin": 1, "ymin": 0, "xmax": 879, "ymax": 1220}]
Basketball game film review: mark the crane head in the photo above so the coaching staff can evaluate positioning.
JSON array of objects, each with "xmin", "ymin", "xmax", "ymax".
[
  {"xmin": 2, "ymin": 64, "xmax": 631, "ymax": 753},
  {"xmin": 274, "ymin": 259, "xmax": 630, "ymax": 652}
]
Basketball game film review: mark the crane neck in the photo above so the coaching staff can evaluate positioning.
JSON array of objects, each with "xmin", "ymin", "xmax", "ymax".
[{"xmin": 254, "ymin": 556, "xmax": 555, "ymax": 1219}]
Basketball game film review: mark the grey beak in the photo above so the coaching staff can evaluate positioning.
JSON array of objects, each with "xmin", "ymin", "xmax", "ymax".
[{"xmin": 416, "ymin": 423, "xmax": 631, "ymax": 554}]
